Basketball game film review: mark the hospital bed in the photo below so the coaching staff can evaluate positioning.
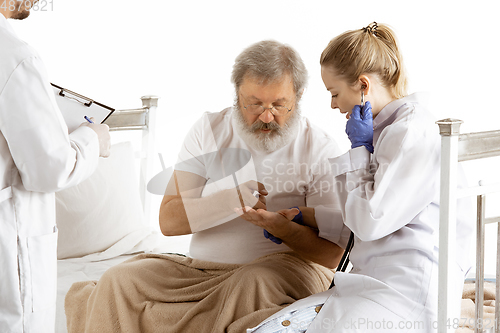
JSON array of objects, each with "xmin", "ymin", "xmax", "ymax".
[
  {"xmin": 55, "ymin": 96, "xmax": 188, "ymax": 332},
  {"xmin": 437, "ymin": 119, "xmax": 500, "ymax": 333},
  {"xmin": 54, "ymin": 107, "xmax": 500, "ymax": 332}
]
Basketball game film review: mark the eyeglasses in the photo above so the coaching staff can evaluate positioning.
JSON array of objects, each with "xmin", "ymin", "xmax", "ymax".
[{"xmin": 242, "ymin": 103, "xmax": 293, "ymax": 117}]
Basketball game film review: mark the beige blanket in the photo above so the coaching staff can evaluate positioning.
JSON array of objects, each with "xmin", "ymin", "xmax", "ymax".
[
  {"xmin": 456, "ymin": 282, "xmax": 496, "ymax": 333},
  {"xmin": 65, "ymin": 251, "xmax": 333, "ymax": 333}
]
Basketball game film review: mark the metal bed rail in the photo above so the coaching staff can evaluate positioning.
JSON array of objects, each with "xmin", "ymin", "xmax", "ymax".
[
  {"xmin": 104, "ymin": 95, "xmax": 159, "ymax": 228},
  {"xmin": 437, "ymin": 118, "xmax": 500, "ymax": 333}
]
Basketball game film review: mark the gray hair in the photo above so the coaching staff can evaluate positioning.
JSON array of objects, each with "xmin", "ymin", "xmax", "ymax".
[{"xmin": 231, "ymin": 40, "xmax": 308, "ymax": 100}]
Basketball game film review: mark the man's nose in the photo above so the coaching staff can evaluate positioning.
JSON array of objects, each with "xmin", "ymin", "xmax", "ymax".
[{"xmin": 259, "ymin": 108, "xmax": 275, "ymax": 123}]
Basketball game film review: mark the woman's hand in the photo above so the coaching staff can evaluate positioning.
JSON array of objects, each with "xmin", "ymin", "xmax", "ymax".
[{"xmin": 345, "ymin": 101, "xmax": 374, "ymax": 153}]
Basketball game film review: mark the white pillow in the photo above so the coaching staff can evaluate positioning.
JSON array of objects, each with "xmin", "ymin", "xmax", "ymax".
[{"xmin": 56, "ymin": 141, "xmax": 148, "ymax": 259}]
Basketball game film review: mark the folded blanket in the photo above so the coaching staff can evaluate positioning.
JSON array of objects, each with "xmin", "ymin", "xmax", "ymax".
[
  {"xmin": 65, "ymin": 251, "xmax": 334, "ymax": 333},
  {"xmin": 456, "ymin": 282, "xmax": 496, "ymax": 333}
]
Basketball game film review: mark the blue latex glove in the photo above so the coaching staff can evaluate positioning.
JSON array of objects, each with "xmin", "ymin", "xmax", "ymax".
[
  {"xmin": 263, "ymin": 229, "xmax": 283, "ymax": 244},
  {"xmin": 345, "ymin": 101, "xmax": 374, "ymax": 153},
  {"xmin": 264, "ymin": 207, "xmax": 303, "ymax": 245}
]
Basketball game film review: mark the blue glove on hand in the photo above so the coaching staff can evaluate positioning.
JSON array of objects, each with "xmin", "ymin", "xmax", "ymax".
[
  {"xmin": 263, "ymin": 229, "xmax": 283, "ymax": 244},
  {"xmin": 345, "ymin": 101, "xmax": 374, "ymax": 153},
  {"xmin": 264, "ymin": 207, "xmax": 304, "ymax": 245}
]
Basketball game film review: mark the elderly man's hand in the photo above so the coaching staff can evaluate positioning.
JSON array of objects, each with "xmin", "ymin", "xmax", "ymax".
[
  {"xmin": 237, "ymin": 207, "xmax": 299, "ymax": 242},
  {"xmin": 227, "ymin": 180, "xmax": 267, "ymax": 211}
]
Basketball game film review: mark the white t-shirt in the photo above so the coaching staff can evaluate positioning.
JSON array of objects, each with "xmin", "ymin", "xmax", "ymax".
[{"xmin": 175, "ymin": 107, "xmax": 342, "ymax": 264}]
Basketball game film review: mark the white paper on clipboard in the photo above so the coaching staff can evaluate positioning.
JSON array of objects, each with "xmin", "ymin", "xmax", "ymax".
[{"xmin": 51, "ymin": 83, "xmax": 115, "ymax": 132}]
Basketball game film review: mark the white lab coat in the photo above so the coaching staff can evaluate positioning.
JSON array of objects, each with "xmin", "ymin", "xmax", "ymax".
[
  {"xmin": 0, "ymin": 15, "xmax": 99, "ymax": 332},
  {"xmin": 248, "ymin": 93, "xmax": 474, "ymax": 332}
]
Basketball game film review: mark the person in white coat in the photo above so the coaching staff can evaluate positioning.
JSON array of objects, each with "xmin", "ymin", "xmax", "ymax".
[
  {"xmin": 0, "ymin": 3, "xmax": 111, "ymax": 332},
  {"xmin": 242, "ymin": 22, "xmax": 474, "ymax": 332}
]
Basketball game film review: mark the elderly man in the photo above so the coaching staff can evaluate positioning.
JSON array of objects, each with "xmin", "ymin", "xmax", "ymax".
[{"xmin": 65, "ymin": 40, "xmax": 345, "ymax": 333}]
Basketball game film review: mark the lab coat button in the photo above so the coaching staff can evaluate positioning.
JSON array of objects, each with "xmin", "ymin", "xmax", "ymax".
[
  {"xmin": 315, "ymin": 306, "xmax": 322, "ymax": 313},
  {"xmin": 282, "ymin": 320, "xmax": 291, "ymax": 327}
]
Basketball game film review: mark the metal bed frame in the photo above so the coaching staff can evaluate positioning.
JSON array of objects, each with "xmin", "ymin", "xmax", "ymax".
[
  {"xmin": 103, "ymin": 95, "xmax": 159, "ymax": 227},
  {"xmin": 437, "ymin": 119, "xmax": 500, "ymax": 333}
]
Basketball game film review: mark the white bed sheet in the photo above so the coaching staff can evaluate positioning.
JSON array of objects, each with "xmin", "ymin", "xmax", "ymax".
[
  {"xmin": 56, "ymin": 255, "xmax": 133, "ymax": 333},
  {"xmin": 55, "ymin": 232, "xmax": 191, "ymax": 333}
]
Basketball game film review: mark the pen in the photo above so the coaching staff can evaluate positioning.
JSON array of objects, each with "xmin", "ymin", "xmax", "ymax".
[{"xmin": 84, "ymin": 116, "xmax": 94, "ymax": 124}]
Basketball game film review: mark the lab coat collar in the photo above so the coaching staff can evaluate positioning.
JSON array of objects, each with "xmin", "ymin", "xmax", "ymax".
[
  {"xmin": 0, "ymin": 13, "xmax": 17, "ymax": 36},
  {"xmin": 373, "ymin": 92, "xmax": 430, "ymax": 130}
]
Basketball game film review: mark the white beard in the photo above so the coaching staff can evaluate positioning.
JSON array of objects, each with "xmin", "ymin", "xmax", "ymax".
[{"xmin": 233, "ymin": 103, "xmax": 301, "ymax": 153}]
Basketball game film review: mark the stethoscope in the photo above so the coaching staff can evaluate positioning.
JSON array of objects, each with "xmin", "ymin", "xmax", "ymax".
[
  {"xmin": 329, "ymin": 232, "xmax": 354, "ymax": 288},
  {"xmin": 328, "ymin": 89, "xmax": 365, "ymax": 289}
]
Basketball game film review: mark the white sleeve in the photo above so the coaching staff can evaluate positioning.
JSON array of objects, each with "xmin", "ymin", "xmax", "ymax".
[
  {"xmin": 314, "ymin": 204, "xmax": 351, "ymax": 249},
  {"xmin": 304, "ymin": 137, "xmax": 341, "ymax": 208},
  {"xmin": 329, "ymin": 111, "xmax": 440, "ymax": 242},
  {"xmin": 173, "ymin": 113, "xmax": 249, "ymax": 232},
  {"xmin": 303, "ymin": 131, "xmax": 350, "ymax": 247},
  {"xmin": 175, "ymin": 114, "xmax": 208, "ymax": 178},
  {"xmin": 0, "ymin": 56, "xmax": 99, "ymax": 192}
]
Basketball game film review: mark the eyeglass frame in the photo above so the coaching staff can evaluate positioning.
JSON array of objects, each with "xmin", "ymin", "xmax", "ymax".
[{"xmin": 239, "ymin": 95, "xmax": 295, "ymax": 117}]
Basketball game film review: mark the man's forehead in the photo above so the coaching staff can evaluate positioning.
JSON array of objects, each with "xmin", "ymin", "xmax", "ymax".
[
  {"xmin": 239, "ymin": 74, "xmax": 295, "ymax": 101},
  {"xmin": 245, "ymin": 95, "xmax": 288, "ymax": 103},
  {"xmin": 241, "ymin": 73, "xmax": 293, "ymax": 86}
]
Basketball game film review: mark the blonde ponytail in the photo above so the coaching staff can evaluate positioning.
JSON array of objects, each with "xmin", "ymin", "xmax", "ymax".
[{"xmin": 320, "ymin": 22, "xmax": 408, "ymax": 99}]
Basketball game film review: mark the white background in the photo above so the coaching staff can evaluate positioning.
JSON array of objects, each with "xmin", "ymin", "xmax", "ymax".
[{"xmin": 10, "ymin": 0, "xmax": 500, "ymax": 275}]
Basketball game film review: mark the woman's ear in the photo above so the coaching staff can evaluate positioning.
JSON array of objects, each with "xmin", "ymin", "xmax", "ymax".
[{"xmin": 359, "ymin": 75, "xmax": 370, "ymax": 94}]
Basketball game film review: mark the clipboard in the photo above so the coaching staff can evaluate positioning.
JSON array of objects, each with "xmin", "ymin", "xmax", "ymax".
[{"xmin": 51, "ymin": 83, "xmax": 115, "ymax": 132}]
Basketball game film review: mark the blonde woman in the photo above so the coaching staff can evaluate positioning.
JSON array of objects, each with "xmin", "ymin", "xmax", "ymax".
[{"xmin": 243, "ymin": 22, "xmax": 473, "ymax": 332}]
